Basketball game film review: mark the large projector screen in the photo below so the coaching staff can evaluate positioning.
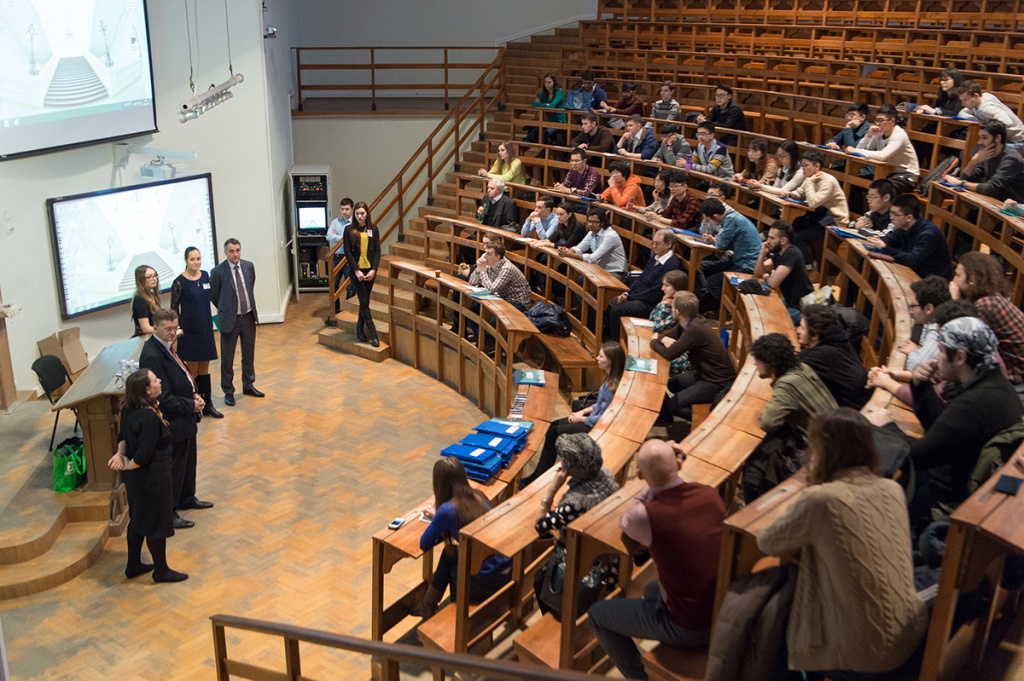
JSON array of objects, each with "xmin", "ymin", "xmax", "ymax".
[
  {"xmin": 0, "ymin": 0, "xmax": 157, "ymax": 161},
  {"xmin": 47, "ymin": 174, "xmax": 218, "ymax": 320}
]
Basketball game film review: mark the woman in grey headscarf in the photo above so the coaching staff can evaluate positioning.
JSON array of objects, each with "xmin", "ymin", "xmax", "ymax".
[{"xmin": 532, "ymin": 433, "xmax": 620, "ymax": 619}]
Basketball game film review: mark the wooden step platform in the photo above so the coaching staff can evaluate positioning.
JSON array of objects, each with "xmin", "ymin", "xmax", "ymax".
[
  {"xmin": 0, "ymin": 521, "xmax": 109, "ymax": 600},
  {"xmin": 317, "ymin": 327, "xmax": 391, "ymax": 362}
]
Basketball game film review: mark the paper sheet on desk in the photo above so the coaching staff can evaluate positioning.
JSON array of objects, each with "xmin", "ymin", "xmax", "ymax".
[{"xmin": 630, "ymin": 319, "xmax": 655, "ymax": 328}]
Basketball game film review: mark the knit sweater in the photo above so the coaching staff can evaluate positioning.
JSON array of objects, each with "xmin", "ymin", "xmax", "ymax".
[{"xmin": 757, "ymin": 469, "xmax": 928, "ymax": 673}]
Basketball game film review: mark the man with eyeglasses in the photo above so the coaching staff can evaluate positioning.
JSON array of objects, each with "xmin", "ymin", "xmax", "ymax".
[
  {"xmin": 851, "ymin": 179, "xmax": 895, "ymax": 235},
  {"xmin": 865, "ymin": 193, "xmax": 953, "ymax": 279},
  {"xmin": 786, "ymin": 149, "xmax": 849, "ymax": 265},
  {"xmin": 696, "ymin": 84, "xmax": 747, "ymax": 147},
  {"xmin": 825, "ymin": 102, "xmax": 871, "ymax": 150},
  {"xmin": 559, "ymin": 207, "xmax": 627, "ymax": 278},
  {"xmin": 690, "ymin": 122, "xmax": 734, "ymax": 179},
  {"xmin": 699, "ymin": 183, "xmax": 734, "ymax": 236},
  {"xmin": 651, "ymin": 171, "xmax": 702, "ymax": 232},
  {"xmin": 851, "ymin": 104, "xmax": 920, "ymax": 195},
  {"xmin": 605, "ymin": 228, "xmax": 682, "ymax": 338},
  {"xmin": 578, "ymin": 70, "xmax": 609, "ymax": 113},
  {"xmin": 554, "ymin": 147, "xmax": 603, "ymax": 198}
]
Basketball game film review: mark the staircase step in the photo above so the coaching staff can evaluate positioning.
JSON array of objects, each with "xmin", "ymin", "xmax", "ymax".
[
  {"xmin": 330, "ymin": 311, "xmax": 391, "ymax": 344},
  {"xmin": 317, "ymin": 328, "xmax": 391, "ymax": 363},
  {"xmin": 390, "ymin": 242, "xmax": 426, "ymax": 261},
  {"xmin": 0, "ymin": 521, "xmax": 108, "ymax": 600}
]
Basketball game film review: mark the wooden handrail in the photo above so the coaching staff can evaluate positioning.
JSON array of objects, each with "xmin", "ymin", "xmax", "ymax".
[{"xmin": 210, "ymin": 613, "xmax": 598, "ymax": 681}]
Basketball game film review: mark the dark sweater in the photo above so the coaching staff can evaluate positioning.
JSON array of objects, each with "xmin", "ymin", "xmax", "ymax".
[
  {"xmin": 651, "ymin": 316, "xmax": 737, "ymax": 387},
  {"xmin": 798, "ymin": 331, "xmax": 872, "ymax": 410},
  {"xmin": 570, "ymin": 126, "xmax": 617, "ymax": 155}
]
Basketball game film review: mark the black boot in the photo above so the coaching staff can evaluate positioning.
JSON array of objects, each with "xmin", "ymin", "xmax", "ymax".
[
  {"xmin": 367, "ymin": 320, "xmax": 380, "ymax": 347},
  {"xmin": 197, "ymin": 375, "xmax": 224, "ymax": 419},
  {"xmin": 356, "ymin": 321, "xmax": 368, "ymax": 343}
]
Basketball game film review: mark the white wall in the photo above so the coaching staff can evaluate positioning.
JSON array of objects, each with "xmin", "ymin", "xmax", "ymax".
[
  {"xmin": 0, "ymin": 0, "xmax": 295, "ymax": 391},
  {"xmin": 298, "ymin": 0, "xmax": 597, "ymax": 46}
]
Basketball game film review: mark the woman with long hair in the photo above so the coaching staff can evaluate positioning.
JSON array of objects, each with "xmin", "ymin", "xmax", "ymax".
[
  {"xmin": 650, "ymin": 270, "xmax": 692, "ymax": 376},
  {"xmin": 107, "ymin": 369, "xmax": 188, "ymax": 583},
  {"xmin": 131, "ymin": 265, "xmax": 160, "ymax": 337},
  {"xmin": 412, "ymin": 457, "xmax": 511, "ymax": 616},
  {"xmin": 919, "ymin": 67, "xmax": 965, "ymax": 116},
  {"xmin": 477, "ymin": 140, "xmax": 527, "ymax": 186},
  {"xmin": 344, "ymin": 201, "xmax": 382, "ymax": 347},
  {"xmin": 637, "ymin": 169, "xmax": 674, "ymax": 217},
  {"xmin": 519, "ymin": 341, "xmax": 626, "ymax": 488},
  {"xmin": 170, "ymin": 247, "xmax": 222, "ymax": 418},
  {"xmin": 523, "ymin": 72, "xmax": 566, "ymax": 146},
  {"xmin": 733, "ymin": 138, "xmax": 779, "ymax": 184},
  {"xmin": 534, "ymin": 201, "xmax": 587, "ymax": 250},
  {"xmin": 747, "ymin": 139, "xmax": 803, "ymax": 195},
  {"xmin": 757, "ymin": 408, "xmax": 927, "ymax": 679}
]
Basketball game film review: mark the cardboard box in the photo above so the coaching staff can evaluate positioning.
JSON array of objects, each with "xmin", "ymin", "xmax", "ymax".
[{"xmin": 37, "ymin": 327, "xmax": 89, "ymax": 376}]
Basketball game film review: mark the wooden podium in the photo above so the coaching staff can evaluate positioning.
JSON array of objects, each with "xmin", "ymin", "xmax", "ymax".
[{"xmin": 54, "ymin": 337, "xmax": 144, "ymax": 491}]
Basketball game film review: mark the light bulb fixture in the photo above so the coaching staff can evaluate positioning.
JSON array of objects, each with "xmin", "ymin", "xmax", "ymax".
[
  {"xmin": 264, "ymin": 26, "xmax": 277, "ymax": 39},
  {"xmin": 178, "ymin": 74, "xmax": 244, "ymax": 123}
]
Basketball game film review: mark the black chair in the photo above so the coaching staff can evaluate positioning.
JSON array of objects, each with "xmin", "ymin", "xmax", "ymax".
[{"xmin": 31, "ymin": 355, "xmax": 78, "ymax": 450}]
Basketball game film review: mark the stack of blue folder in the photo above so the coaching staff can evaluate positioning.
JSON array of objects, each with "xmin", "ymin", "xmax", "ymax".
[{"xmin": 440, "ymin": 419, "xmax": 533, "ymax": 482}]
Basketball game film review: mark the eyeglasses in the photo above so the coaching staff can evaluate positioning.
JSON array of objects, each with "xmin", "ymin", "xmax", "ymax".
[
  {"xmin": 696, "ymin": 132, "xmax": 712, "ymax": 138},
  {"xmin": 160, "ymin": 325, "xmax": 180, "ymax": 333},
  {"xmin": 145, "ymin": 273, "xmax": 158, "ymax": 279},
  {"xmin": 714, "ymin": 92, "xmax": 729, "ymax": 99},
  {"xmin": 907, "ymin": 303, "xmax": 921, "ymax": 310},
  {"xmin": 891, "ymin": 211, "xmax": 908, "ymax": 219},
  {"xmin": 875, "ymin": 117, "xmax": 893, "ymax": 124}
]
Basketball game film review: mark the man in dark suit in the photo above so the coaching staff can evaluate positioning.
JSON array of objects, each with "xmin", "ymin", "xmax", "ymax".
[
  {"xmin": 209, "ymin": 238, "xmax": 263, "ymax": 406},
  {"xmin": 605, "ymin": 228, "xmax": 683, "ymax": 339},
  {"xmin": 460, "ymin": 178, "xmax": 519, "ymax": 264},
  {"xmin": 140, "ymin": 309, "xmax": 213, "ymax": 529}
]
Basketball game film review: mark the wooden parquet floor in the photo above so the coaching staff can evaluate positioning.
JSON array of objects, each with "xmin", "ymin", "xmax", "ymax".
[{"xmin": 0, "ymin": 296, "xmax": 492, "ymax": 680}]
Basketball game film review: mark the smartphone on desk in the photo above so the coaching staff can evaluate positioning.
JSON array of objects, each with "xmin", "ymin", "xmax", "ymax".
[{"xmin": 994, "ymin": 475, "xmax": 1022, "ymax": 496}]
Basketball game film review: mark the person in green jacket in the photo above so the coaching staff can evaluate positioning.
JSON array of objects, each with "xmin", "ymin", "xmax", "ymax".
[{"xmin": 523, "ymin": 73, "xmax": 566, "ymax": 147}]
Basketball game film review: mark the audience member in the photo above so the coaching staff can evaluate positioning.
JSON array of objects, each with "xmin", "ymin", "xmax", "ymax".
[
  {"xmin": 733, "ymin": 139, "xmax": 779, "ymax": 184},
  {"xmin": 851, "ymin": 179, "xmax": 894, "ymax": 234},
  {"xmin": 852, "ymin": 104, "xmax": 921, "ymax": 193},
  {"xmin": 919, "ymin": 68, "xmax": 965, "ymax": 116},
  {"xmin": 748, "ymin": 140, "xmax": 804, "ymax": 196},
  {"xmin": 554, "ymin": 147, "xmax": 603, "ymax": 198},
  {"xmin": 636, "ymin": 169, "xmax": 674, "ymax": 217},
  {"xmin": 696, "ymin": 198, "xmax": 761, "ymax": 307},
  {"xmin": 477, "ymin": 177, "xmax": 517, "ymax": 228},
  {"xmin": 943, "ymin": 119, "xmax": 1024, "ymax": 203},
  {"xmin": 559, "ymin": 207, "xmax": 627, "ymax": 278},
  {"xmin": 467, "ymin": 241, "xmax": 531, "ymax": 311},
  {"xmin": 519, "ymin": 343, "xmax": 625, "ymax": 488},
  {"xmin": 698, "ymin": 183, "xmax": 734, "ymax": 237},
  {"xmin": 520, "ymin": 196, "xmax": 559, "ymax": 240},
  {"xmin": 130, "ymin": 264, "xmax": 160, "ymax": 337},
  {"xmin": 532, "ymin": 202, "xmax": 587, "ymax": 250},
  {"xmin": 865, "ymin": 193, "xmax": 953, "ymax": 279},
  {"xmin": 787, "ymin": 148, "xmax": 849, "ymax": 265},
  {"xmin": 616, "ymin": 115, "xmax": 658, "ymax": 160},
  {"xmin": 825, "ymin": 101, "xmax": 871, "ymax": 150},
  {"xmin": 476, "ymin": 140, "xmax": 527, "ymax": 185},
  {"xmin": 588, "ymin": 439, "xmax": 725, "ymax": 680},
  {"xmin": 797, "ymin": 304, "xmax": 872, "ymax": 409},
  {"xmin": 650, "ymin": 270, "xmax": 692, "ymax": 375},
  {"xmin": 600, "ymin": 161, "xmax": 647, "ymax": 208},
  {"xmin": 958, "ymin": 80, "xmax": 1024, "ymax": 144},
  {"xmin": 754, "ymin": 221, "xmax": 814, "ymax": 324},
  {"xmin": 570, "ymin": 113, "xmax": 618, "ymax": 159},
  {"xmin": 578, "ymin": 70, "xmax": 609, "ymax": 112},
  {"xmin": 652, "ymin": 291, "xmax": 737, "ymax": 423},
  {"xmin": 413, "ymin": 458, "xmax": 511, "ymax": 617},
  {"xmin": 690, "ymin": 121, "xmax": 735, "ymax": 179},
  {"xmin": 605, "ymin": 228, "xmax": 682, "ymax": 337},
  {"xmin": 523, "ymin": 73, "xmax": 566, "ymax": 146},
  {"xmin": 697, "ymin": 84, "xmax": 747, "ymax": 146},
  {"xmin": 651, "ymin": 124, "xmax": 691, "ymax": 168},
  {"xmin": 651, "ymin": 171, "xmax": 702, "ymax": 232},
  {"xmin": 598, "ymin": 80, "xmax": 645, "ymax": 118},
  {"xmin": 757, "ymin": 408, "xmax": 927, "ymax": 679},
  {"xmin": 650, "ymin": 81, "xmax": 682, "ymax": 121}
]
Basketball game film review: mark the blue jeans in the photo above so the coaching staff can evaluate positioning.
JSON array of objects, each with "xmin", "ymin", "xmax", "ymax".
[{"xmin": 588, "ymin": 580, "xmax": 709, "ymax": 680}]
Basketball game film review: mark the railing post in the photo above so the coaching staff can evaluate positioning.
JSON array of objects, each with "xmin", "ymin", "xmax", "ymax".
[
  {"xmin": 427, "ymin": 139, "xmax": 434, "ymax": 203},
  {"xmin": 370, "ymin": 47, "xmax": 377, "ymax": 112},
  {"xmin": 295, "ymin": 48, "xmax": 304, "ymax": 112},
  {"xmin": 211, "ymin": 621, "xmax": 229, "ymax": 681},
  {"xmin": 397, "ymin": 175, "xmax": 405, "ymax": 239},
  {"xmin": 443, "ymin": 48, "xmax": 450, "ymax": 110},
  {"xmin": 285, "ymin": 636, "xmax": 302, "ymax": 681}
]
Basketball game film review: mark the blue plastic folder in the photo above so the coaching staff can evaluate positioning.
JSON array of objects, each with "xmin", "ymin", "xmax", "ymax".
[{"xmin": 474, "ymin": 419, "xmax": 531, "ymax": 439}]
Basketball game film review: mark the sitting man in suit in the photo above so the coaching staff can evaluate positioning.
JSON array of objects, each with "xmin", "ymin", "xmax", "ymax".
[
  {"xmin": 605, "ymin": 228, "xmax": 682, "ymax": 339},
  {"xmin": 209, "ymin": 238, "xmax": 264, "ymax": 406},
  {"xmin": 140, "ymin": 309, "xmax": 213, "ymax": 529}
]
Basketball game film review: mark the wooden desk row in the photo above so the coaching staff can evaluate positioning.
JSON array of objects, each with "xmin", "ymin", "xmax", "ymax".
[{"xmin": 577, "ymin": 20, "xmax": 1024, "ymax": 74}]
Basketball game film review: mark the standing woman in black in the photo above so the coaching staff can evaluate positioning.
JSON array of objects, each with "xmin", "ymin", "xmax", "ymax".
[
  {"xmin": 107, "ymin": 369, "xmax": 188, "ymax": 583},
  {"xmin": 170, "ymin": 247, "xmax": 223, "ymax": 418},
  {"xmin": 131, "ymin": 265, "xmax": 160, "ymax": 337},
  {"xmin": 344, "ymin": 201, "xmax": 382, "ymax": 347}
]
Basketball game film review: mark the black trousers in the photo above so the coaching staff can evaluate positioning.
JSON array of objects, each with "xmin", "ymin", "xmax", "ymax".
[
  {"xmin": 220, "ymin": 311, "xmax": 257, "ymax": 396},
  {"xmin": 171, "ymin": 435, "xmax": 198, "ymax": 508},
  {"xmin": 353, "ymin": 268, "xmax": 377, "ymax": 335}
]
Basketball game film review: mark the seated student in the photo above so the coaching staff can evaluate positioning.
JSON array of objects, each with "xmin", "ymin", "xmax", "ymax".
[
  {"xmin": 958, "ymin": 80, "xmax": 1024, "ymax": 144},
  {"xmin": 463, "ymin": 241, "xmax": 532, "ymax": 340},
  {"xmin": 758, "ymin": 408, "xmax": 928, "ymax": 680},
  {"xmin": 616, "ymin": 115, "xmax": 658, "ymax": 161},
  {"xmin": 600, "ymin": 161, "xmax": 647, "ymax": 209},
  {"xmin": 869, "ymin": 317, "xmax": 1024, "ymax": 530},
  {"xmin": 476, "ymin": 140, "xmax": 527, "ymax": 186},
  {"xmin": 570, "ymin": 113, "xmax": 618, "ymax": 161},
  {"xmin": 519, "ymin": 343, "xmax": 625, "ymax": 488},
  {"xmin": 651, "ymin": 291, "xmax": 737, "ymax": 422},
  {"xmin": 852, "ymin": 104, "xmax": 921, "ymax": 194},
  {"xmin": 606, "ymin": 228, "xmax": 682, "ymax": 337},
  {"xmin": 919, "ymin": 68, "xmax": 965, "ymax": 116},
  {"xmin": 748, "ymin": 140, "xmax": 804, "ymax": 196},
  {"xmin": 650, "ymin": 81, "xmax": 682, "ymax": 121},
  {"xmin": 743, "ymin": 333, "xmax": 838, "ymax": 500},
  {"xmin": 651, "ymin": 124, "xmax": 691, "ymax": 169},
  {"xmin": 412, "ymin": 457, "xmax": 512, "ymax": 617},
  {"xmin": 797, "ymin": 304, "xmax": 872, "ymax": 409},
  {"xmin": 690, "ymin": 121, "xmax": 735, "ymax": 179},
  {"xmin": 477, "ymin": 177, "xmax": 518, "ymax": 228},
  {"xmin": 754, "ymin": 221, "xmax": 815, "ymax": 324},
  {"xmin": 636, "ymin": 169, "xmax": 674, "ymax": 217},
  {"xmin": 951, "ymin": 251, "xmax": 1024, "ymax": 390},
  {"xmin": 597, "ymin": 80, "xmax": 645, "ymax": 119},
  {"xmin": 825, "ymin": 101, "xmax": 872, "ymax": 150},
  {"xmin": 786, "ymin": 148, "xmax": 849, "ymax": 266},
  {"xmin": 733, "ymin": 138, "xmax": 779, "ymax": 185},
  {"xmin": 943, "ymin": 119, "xmax": 1024, "ymax": 203},
  {"xmin": 696, "ymin": 198, "xmax": 761, "ymax": 307},
  {"xmin": 696, "ymin": 84, "xmax": 747, "ymax": 147},
  {"xmin": 577, "ymin": 70, "xmax": 609, "ymax": 112},
  {"xmin": 698, "ymin": 182, "xmax": 734, "ymax": 237},
  {"xmin": 559, "ymin": 206, "xmax": 628, "ymax": 278},
  {"xmin": 533, "ymin": 201, "xmax": 587, "ymax": 250},
  {"xmin": 865, "ymin": 193, "xmax": 953, "ymax": 279},
  {"xmin": 588, "ymin": 439, "xmax": 725, "ymax": 680},
  {"xmin": 523, "ymin": 73, "xmax": 566, "ymax": 146},
  {"xmin": 520, "ymin": 196, "xmax": 559, "ymax": 240},
  {"xmin": 650, "ymin": 270, "xmax": 692, "ymax": 375},
  {"xmin": 651, "ymin": 171, "xmax": 702, "ymax": 232},
  {"xmin": 554, "ymin": 147, "xmax": 603, "ymax": 198},
  {"xmin": 851, "ymin": 178, "xmax": 895, "ymax": 234}
]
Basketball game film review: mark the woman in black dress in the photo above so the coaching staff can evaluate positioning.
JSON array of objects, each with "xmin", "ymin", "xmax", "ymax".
[
  {"xmin": 170, "ymin": 247, "xmax": 222, "ymax": 418},
  {"xmin": 108, "ymin": 369, "xmax": 188, "ymax": 583},
  {"xmin": 130, "ymin": 265, "xmax": 160, "ymax": 337},
  {"xmin": 344, "ymin": 201, "xmax": 382, "ymax": 347}
]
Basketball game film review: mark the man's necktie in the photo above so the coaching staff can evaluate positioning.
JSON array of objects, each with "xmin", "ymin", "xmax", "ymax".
[{"xmin": 234, "ymin": 265, "xmax": 250, "ymax": 315}]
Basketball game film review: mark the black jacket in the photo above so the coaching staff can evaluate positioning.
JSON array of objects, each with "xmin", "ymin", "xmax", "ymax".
[
  {"xmin": 799, "ymin": 331, "xmax": 872, "ymax": 410},
  {"xmin": 481, "ymin": 193, "xmax": 518, "ymax": 228},
  {"xmin": 343, "ymin": 223, "xmax": 382, "ymax": 272},
  {"xmin": 139, "ymin": 336, "xmax": 199, "ymax": 442}
]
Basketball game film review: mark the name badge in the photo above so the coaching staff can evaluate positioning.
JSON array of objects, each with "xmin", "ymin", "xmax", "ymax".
[
  {"xmin": 367, "ymin": 229, "xmax": 373, "ymax": 238},
  {"xmin": 202, "ymin": 283, "xmax": 211, "ymax": 289}
]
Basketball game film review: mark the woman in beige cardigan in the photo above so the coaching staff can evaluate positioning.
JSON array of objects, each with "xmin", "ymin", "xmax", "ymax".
[{"xmin": 757, "ymin": 408, "xmax": 927, "ymax": 680}]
